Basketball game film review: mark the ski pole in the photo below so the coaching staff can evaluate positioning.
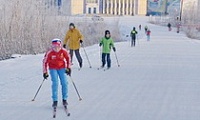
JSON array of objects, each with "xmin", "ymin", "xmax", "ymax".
[
  {"xmin": 32, "ymin": 79, "xmax": 46, "ymax": 101},
  {"xmin": 99, "ymin": 46, "xmax": 102, "ymax": 66},
  {"xmin": 114, "ymin": 51, "xmax": 120, "ymax": 67},
  {"xmin": 137, "ymin": 35, "xmax": 139, "ymax": 45},
  {"xmin": 69, "ymin": 76, "xmax": 82, "ymax": 101},
  {"xmin": 81, "ymin": 43, "xmax": 92, "ymax": 68}
]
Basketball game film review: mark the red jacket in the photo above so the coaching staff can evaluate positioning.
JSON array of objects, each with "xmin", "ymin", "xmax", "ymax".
[
  {"xmin": 147, "ymin": 30, "xmax": 151, "ymax": 35},
  {"xmin": 43, "ymin": 48, "xmax": 71, "ymax": 73}
]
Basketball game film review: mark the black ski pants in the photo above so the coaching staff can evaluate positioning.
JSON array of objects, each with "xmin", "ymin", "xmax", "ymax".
[
  {"xmin": 102, "ymin": 53, "xmax": 111, "ymax": 68},
  {"xmin": 131, "ymin": 37, "xmax": 136, "ymax": 47},
  {"xmin": 69, "ymin": 49, "xmax": 82, "ymax": 64}
]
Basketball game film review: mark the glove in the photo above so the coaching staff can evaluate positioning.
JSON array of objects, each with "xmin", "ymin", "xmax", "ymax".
[
  {"xmin": 63, "ymin": 44, "xmax": 66, "ymax": 48},
  {"xmin": 80, "ymin": 40, "xmax": 83, "ymax": 44},
  {"xmin": 43, "ymin": 73, "xmax": 49, "ymax": 79},
  {"xmin": 66, "ymin": 68, "xmax": 71, "ymax": 76},
  {"xmin": 99, "ymin": 43, "xmax": 102, "ymax": 46},
  {"xmin": 113, "ymin": 47, "xmax": 116, "ymax": 52}
]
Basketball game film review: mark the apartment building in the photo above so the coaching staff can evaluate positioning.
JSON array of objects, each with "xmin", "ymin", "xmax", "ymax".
[
  {"xmin": 85, "ymin": 0, "xmax": 99, "ymax": 14},
  {"xmin": 99, "ymin": 0, "xmax": 147, "ymax": 15},
  {"xmin": 46, "ymin": 0, "xmax": 147, "ymax": 16}
]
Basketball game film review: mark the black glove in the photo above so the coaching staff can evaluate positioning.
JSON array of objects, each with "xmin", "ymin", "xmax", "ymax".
[
  {"xmin": 63, "ymin": 44, "xmax": 66, "ymax": 48},
  {"xmin": 66, "ymin": 68, "xmax": 71, "ymax": 76},
  {"xmin": 43, "ymin": 73, "xmax": 49, "ymax": 79},
  {"xmin": 113, "ymin": 47, "xmax": 116, "ymax": 52},
  {"xmin": 80, "ymin": 40, "xmax": 83, "ymax": 44},
  {"xmin": 99, "ymin": 43, "xmax": 102, "ymax": 46}
]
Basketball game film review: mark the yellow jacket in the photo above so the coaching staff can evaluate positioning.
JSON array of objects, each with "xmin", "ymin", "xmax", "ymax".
[{"xmin": 63, "ymin": 28, "xmax": 83, "ymax": 50}]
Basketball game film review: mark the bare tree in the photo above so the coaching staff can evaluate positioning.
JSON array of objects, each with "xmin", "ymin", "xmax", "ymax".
[
  {"xmin": 0, "ymin": 0, "xmax": 70, "ymax": 59},
  {"xmin": 0, "ymin": 0, "xmax": 121, "ymax": 60}
]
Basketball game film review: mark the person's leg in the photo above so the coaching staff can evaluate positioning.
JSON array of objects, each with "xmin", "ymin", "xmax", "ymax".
[
  {"xmin": 69, "ymin": 49, "xmax": 74, "ymax": 63},
  {"xmin": 49, "ymin": 69, "xmax": 59, "ymax": 102},
  {"xmin": 131, "ymin": 39, "xmax": 133, "ymax": 47},
  {"xmin": 107, "ymin": 53, "xmax": 111, "ymax": 68},
  {"xmin": 101, "ymin": 53, "xmax": 106, "ymax": 67},
  {"xmin": 57, "ymin": 68, "xmax": 68, "ymax": 103},
  {"xmin": 177, "ymin": 27, "xmax": 180, "ymax": 33},
  {"xmin": 147, "ymin": 35, "xmax": 150, "ymax": 41},
  {"xmin": 75, "ymin": 49, "xmax": 83, "ymax": 68}
]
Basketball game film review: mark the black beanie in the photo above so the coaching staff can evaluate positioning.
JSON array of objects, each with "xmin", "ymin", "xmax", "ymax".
[
  {"xmin": 69, "ymin": 23, "xmax": 75, "ymax": 27},
  {"xmin": 105, "ymin": 30, "xmax": 110, "ymax": 35},
  {"xmin": 105, "ymin": 30, "xmax": 111, "ymax": 39}
]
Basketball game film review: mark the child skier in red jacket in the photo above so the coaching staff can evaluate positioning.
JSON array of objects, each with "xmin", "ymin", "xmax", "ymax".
[{"xmin": 43, "ymin": 38, "xmax": 71, "ymax": 108}]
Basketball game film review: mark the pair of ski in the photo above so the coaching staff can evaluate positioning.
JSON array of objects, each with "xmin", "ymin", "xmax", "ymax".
[
  {"xmin": 78, "ymin": 66, "xmax": 92, "ymax": 71},
  {"xmin": 97, "ymin": 67, "xmax": 110, "ymax": 71},
  {"xmin": 53, "ymin": 105, "xmax": 70, "ymax": 118}
]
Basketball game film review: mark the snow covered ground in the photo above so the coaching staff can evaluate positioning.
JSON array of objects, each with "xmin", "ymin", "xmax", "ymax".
[{"xmin": 0, "ymin": 16, "xmax": 200, "ymax": 120}]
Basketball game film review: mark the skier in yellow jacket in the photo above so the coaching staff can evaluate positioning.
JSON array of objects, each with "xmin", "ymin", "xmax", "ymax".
[{"xmin": 63, "ymin": 23, "xmax": 84, "ymax": 68}]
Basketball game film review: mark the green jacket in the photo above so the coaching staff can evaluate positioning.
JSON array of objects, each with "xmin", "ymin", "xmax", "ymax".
[
  {"xmin": 130, "ymin": 30, "xmax": 138, "ymax": 38},
  {"xmin": 100, "ymin": 37, "xmax": 115, "ymax": 53}
]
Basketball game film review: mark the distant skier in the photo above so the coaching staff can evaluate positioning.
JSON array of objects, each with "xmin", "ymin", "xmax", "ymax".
[
  {"xmin": 130, "ymin": 27, "xmax": 138, "ymax": 47},
  {"xmin": 99, "ymin": 30, "xmax": 116, "ymax": 69},
  {"xmin": 176, "ymin": 22, "xmax": 181, "ymax": 33},
  {"xmin": 167, "ymin": 23, "xmax": 172, "ymax": 31},
  {"xmin": 43, "ymin": 38, "xmax": 71, "ymax": 108},
  {"xmin": 63, "ymin": 23, "xmax": 84, "ymax": 68},
  {"xmin": 144, "ymin": 25, "xmax": 148, "ymax": 33},
  {"xmin": 146, "ymin": 29, "xmax": 151, "ymax": 41},
  {"xmin": 139, "ymin": 24, "xmax": 142, "ymax": 30}
]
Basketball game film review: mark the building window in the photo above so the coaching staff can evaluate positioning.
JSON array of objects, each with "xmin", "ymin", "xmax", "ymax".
[
  {"xmin": 87, "ymin": 0, "xmax": 98, "ymax": 3},
  {"xmin": 94, "ymin": 7, "xmax": 97, "ymax": 14},
  {"xmin": 88, "ymin": 7, "xmax": 91, "ymax": 14},
  {"xmin": 57, "ymin": 0, "xmax": 62, "ymax": 6}
]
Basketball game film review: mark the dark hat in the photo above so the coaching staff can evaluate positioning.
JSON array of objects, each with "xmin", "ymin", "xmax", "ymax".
[
  {"xmin": 105, "ymin": 30, "xmax": 110, "ymax": 35},
  {"xmin": 69, "ymin": 23, "xmax": 75, "ymax": 27}
]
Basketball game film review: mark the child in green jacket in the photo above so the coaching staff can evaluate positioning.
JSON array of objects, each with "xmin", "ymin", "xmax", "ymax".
[{"xmin": 99, "ymin": 30, "xmax": 116, "ymax": 69}]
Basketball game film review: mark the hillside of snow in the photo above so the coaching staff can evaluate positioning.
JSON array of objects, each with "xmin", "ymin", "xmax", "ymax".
[{"xmin": 0, "ymin": 16, "xmax": 200, "ymax": 120}]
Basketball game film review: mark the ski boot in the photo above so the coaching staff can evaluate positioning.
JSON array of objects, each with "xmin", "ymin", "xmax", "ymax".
[
  {"xmin": 63, "ymin": 99, "xmax": 68, "ymax": 106},
  {"xmin": 52, "ymin": 101, "xmax": 58, "ymax": 108}
]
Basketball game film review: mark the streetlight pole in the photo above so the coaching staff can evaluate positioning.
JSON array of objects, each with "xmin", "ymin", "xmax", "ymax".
[
  {"xmin": 165, "ymin": 0, "xmax": 168, "ymax": 15},
  {"xmin": 180, "ymin": 0, "xmax": 184, "ymax": 21}
]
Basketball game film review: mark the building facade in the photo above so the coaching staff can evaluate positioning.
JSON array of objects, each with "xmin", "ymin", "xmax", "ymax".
[
  {"xmin": 46, "ymin": 0, "xmax": 147, "ymax": 16},
  {"xmin": 85, "ymin": 0, "xmax": 99, "ymax": 14},
  {"xmin": 45, "ymin": 0, "xmax": 71, "ymax": 15},
  {"xmin": 99, "ymin": 0, "xmax": 147, "ymax": 15},
  {"xmin": 71, "ymin": 0, "xmax": 84, "ymax": 15}
]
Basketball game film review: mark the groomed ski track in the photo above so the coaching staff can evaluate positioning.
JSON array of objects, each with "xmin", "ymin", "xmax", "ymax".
[{"xmin": 0, "ymin": 16, "xmax": 200, "ymax": 120}]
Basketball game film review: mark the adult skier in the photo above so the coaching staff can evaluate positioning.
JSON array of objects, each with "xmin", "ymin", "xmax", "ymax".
[
  {"xmin": 130, "ymin": 27, "xmax": 138, "ymax": 47},
  {"xmin": 139, "ymin": 24, "xmax": 141, "ymax": 30},
  {"xmin": 63, "ymin": 23, "xmax": 84, "ymax": 68},
  {"xmin": 176, "ymin": 22, "xmax": 181, "ymax": 33},
  {"xmin": 144, "ymin": 25, "xmax": 148, "ymax": 33},
  {"xmin": 99, "ymin": 30, "xmax": 116, "ymax": 69},
  {"xmin": 43, "ymin": 38, "xmax": 71, "ymax": 108}
]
